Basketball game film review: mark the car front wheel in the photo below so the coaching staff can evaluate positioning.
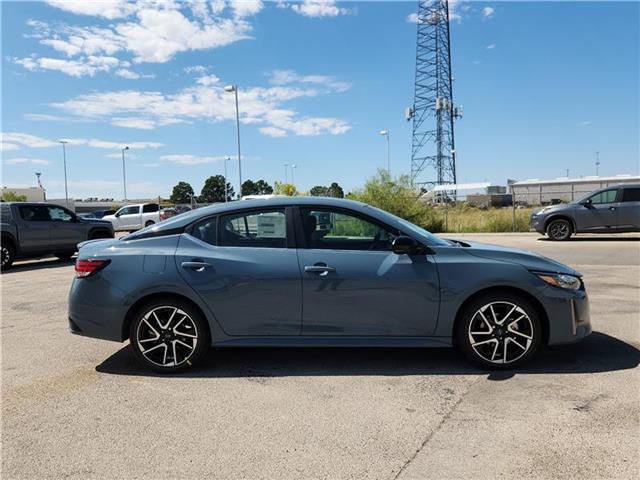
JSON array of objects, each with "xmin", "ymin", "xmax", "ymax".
[
  {"xmin": 130, "ymin": 300, "xmax": 210, "ymax": 372},
  {"xmin": 456, "ymin": 293, "xmax": 541, "ymax": 369},
  {"xmin": 546, "ymin": 218, "xmax": 572, "ymax": 241}
]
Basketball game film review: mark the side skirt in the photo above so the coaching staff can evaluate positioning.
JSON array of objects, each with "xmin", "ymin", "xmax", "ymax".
[{"xmin": 211, "ymin": 336, "xmax": 452, "ymax": 348}]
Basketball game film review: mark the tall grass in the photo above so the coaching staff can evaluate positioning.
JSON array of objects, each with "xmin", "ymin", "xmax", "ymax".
[{"xmin": 436, "ymin": 204, "xmax": 534, "ymax": 233}]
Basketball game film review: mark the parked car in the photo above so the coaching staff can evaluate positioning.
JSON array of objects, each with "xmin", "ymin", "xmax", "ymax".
[
  {"xmin": 1, "ymin": 202, "xmax": 114, "ymax": 270},
  {"xmin": 160, "ymin": 204, "xmax": 192, "ymax": 221},
  {"xmin": 78, "ymin": 209, "xmax": 116, "ymax": 220},
  {"xmin": 69, "ymin": 197, "xmax": 591, "ymax": 372},
  {"xmin": 102, "ymin": 203, "xmax": 161, "ymax": 232},
  {"xmin": 530, "ymin": 184, "xmax": 640, "ymax": 240}
]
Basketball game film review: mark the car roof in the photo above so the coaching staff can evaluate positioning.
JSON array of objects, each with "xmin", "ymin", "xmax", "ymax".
[{"xmin": 128, "ymin": 197, "xmax": 371, "ymax": 236}]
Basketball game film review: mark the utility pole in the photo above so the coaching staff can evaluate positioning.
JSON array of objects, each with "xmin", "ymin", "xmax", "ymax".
[
  {"xmin": 595, "ymin": 151, "xmax": 600, "ymax": 176},
  {"xmin": 224, "ymin": 84, "xmax": 243, "ymax": 198},
  {"xmin": 59, "ymin": 140, "xmax": 69, "ymax": 208},
  {"xmin": 284, "ymin": 164, "xmax": 289, "ymax": 183},
  {"xmin": 224, "ymin": 157, "xmax": 230, "ymax": 202},
  {"xmin": 121, "ymin": 146, "xmax": 129, "ymax": 204}
]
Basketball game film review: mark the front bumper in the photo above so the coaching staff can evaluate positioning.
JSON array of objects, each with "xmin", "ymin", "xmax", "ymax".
[
  {"xmin": 530, "ymin": 215, "xmax": 546, "ymax": 234},
  {"xmin": 545, "ymin": 286, "xmax": 591, "ymax": 345}
]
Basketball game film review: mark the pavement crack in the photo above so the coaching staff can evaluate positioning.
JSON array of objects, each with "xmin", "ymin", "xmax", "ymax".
[{"xmin": 391, "ymin": 376, "xmax": 481, "ymax": 480}]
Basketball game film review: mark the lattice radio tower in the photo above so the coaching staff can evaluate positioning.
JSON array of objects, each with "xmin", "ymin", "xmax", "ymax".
[{"xmin": 406, "ymin": 0, "xmax": 462, "ymax": 189}]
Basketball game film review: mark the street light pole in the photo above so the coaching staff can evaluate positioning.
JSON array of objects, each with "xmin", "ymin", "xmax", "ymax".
[
  {"xmin": 59, "ymin": 140, "xmax": 69, "ymax": 208},
  {"xmin": 379, "ymin": 130, "xmax": 390, "ymax": 173},
  {"xmin": 121, "ymin": 146, "xmax": 129, "ymax": 204},
  {"xmin": 595, "ymin": 151, "xmax": 600, "ymax": 176},
  {"xmin": 225, "ymin": 84, "xmax": 242, "ymax": 199},
  {"xmin": 224, "ymin": 156, "xmax": 230, "ymax": 202},
  {"xmin": 291, "ymin": 164, "xmax": 297, "ymax": 185},
  {"xmin": 284, "ymin": 164, "xmax": 289, "ymax": 183}
]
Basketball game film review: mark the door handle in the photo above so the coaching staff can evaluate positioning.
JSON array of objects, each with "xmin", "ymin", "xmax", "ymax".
[
  {"xmin": 304, "ymin": 265, "xmax": 336, "ymax": 275},
  {"xmin": 181, "ymin": 261, "xmax": 212, "ymax": 272}
]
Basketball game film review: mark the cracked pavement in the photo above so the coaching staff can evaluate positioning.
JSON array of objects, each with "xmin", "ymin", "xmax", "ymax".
[{"xmin": 2, "ymin": 233, "xmax": 638, "ymax": 479}]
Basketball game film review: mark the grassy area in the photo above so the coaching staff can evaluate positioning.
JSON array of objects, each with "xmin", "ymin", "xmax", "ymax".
[{"xmin": 434, "ymin": 205, "xmax": 535, "ymax": 233}]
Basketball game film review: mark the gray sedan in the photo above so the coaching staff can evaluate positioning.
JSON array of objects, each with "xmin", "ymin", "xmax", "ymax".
[{"xmin": 68, "ymin": 197, "xmax": 591, "ymax": 372}]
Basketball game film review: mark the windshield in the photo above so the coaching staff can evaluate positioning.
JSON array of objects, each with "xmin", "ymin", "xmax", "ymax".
[{"xmin": 367, "ymin": 206, "xmax": 450, "ymax": 247}]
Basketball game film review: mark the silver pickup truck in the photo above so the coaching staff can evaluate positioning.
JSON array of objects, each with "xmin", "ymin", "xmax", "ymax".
[{"xmin": 1, "ymin": 202, "xmax": 114, "ymax": 271}]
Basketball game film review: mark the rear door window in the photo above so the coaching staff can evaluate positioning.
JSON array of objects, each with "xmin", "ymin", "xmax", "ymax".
[
  {"xmin": 142, "ymin": 204, "xmax": 159, "ymax": 213},
  {"xmin": 18, "ymin": 205, "xmax": 50, "ymax": 222},
  {"xmin": 621, "ymin": 188, "xmax": 640, "ymax": 202},
  {"xmin": 219, "ymin": 209, "xmax": 286, "ymax": 248}
]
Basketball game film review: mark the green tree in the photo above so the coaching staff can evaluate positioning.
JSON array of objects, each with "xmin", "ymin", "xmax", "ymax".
[
  {"xmin": 273, "ymin": 181, "xmax": 298, "ymax": 196},
  {"xmin": 169, "ymin": 181, "xmax": 194, "ymax": 204},
  {"xmin": 347, "ymin": 169, "xmax": 444, "ymax": 232},
  {"xmin": 199, "ymin": 175, "xmax": 234, "ymax": 203},
  {"xmin": 327, "ymin": 182, "xmax": 344, "ymax": 198},
  {"xmin": 309, "ymin": 185, "xmax": 329, "ymax": 197},
  {"xmin": 242, "ymin": 179, "xmax": 274, "ymax": 196},
  {"xmin": 1, "ymin": 191, "xmax": 27, "ymax": 202}
]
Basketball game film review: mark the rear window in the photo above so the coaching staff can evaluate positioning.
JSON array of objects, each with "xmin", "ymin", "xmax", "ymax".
[
  {"xmin": 622, "ymin": 188, "xmax": 640, "ymax": 202},
  {"xmin": 18, "ymin": 205, "xmax": 50, "ymax": 221},
  {"xmin": 143, "ymin": 204, "xmax": 159, "ymax": 213}
]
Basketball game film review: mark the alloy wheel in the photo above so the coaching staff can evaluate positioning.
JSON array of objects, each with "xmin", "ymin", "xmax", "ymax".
[
  {"xmin": 548, "ymin": 221, "xmax": 570, "ymax": 240},
  {"xmin": 467, "ymin": 301, "xmax": 534, "ymax": 364},
  {"xmin": 1, "ymin": 246, "xmax": 11, "ymax": 267},
  {"xmin": 135, "ymin": 306, "xmax": 199, "ymax": 368}
]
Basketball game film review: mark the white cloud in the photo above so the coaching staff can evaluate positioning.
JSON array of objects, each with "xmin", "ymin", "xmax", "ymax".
[
  {"xmin": 21, "ymin": 1, "xmax": 257, "ymax": 78},
  {"xmin": 268, "ymin": 69, "xmax": 350, "ymax": 92},
  {"xmin": 407, "ymin": 0, "xmax": 462, "ymax": 23},
  {"xmin": 111, "ymin": 117, "xmax": 156, "ymax": 129},
  {"xmin": 0, "ymin": 142, "xmax": 20, "ymax": 152},
  {"xmin": 5, "ymin": 157, "xmax": 53, "ymax": 165},
  {"xmin": 229, "ymin": 0, "xmax": 263, "ymax": 18},
  {"xmin": 259, "ymin": 126, "xmax": 288, "ymax": 137},
  {"xmin": 290, "ymin": 1, "xmax": 350, "ymax": 18},
  {"xmin": 62, "ymin": 138, "xmax": 164, "ymax": 149},
  {"xmin": 486, "ymin": 43, "xmax": 496, "ymax": 50},
  {"xmin": 2, "ymin": 132, "xmax": 58, "ymax": 148},
  {"xmin": 105, "ymin": 152, "xmax": 138, "ymax": 159},
  {"xmin": 50, "ymin": 70, "xmax": 351, "ymax": 137},
  {"xmin": 482, "ymin": 6, "xmax": 495, "ymax": 19},
  {"xmin": 184, "ymin": 65, "xmax": 209, "ymax": 75},
  {"xmin": 160, "ymin": 154, "xmax": 227, "ymax": 165},
  {"xmin": 406, "ymin": 13, "xmax": 419, "ymax": 24},
  {"xmin": 580, "ymin": 121, "xmax": 592, "ymax": 126},
  {"xmin": 22, "ymin": 113, "xmax": 67, "ymax": 122},
  {"xmin": 45, "ymin": 0, "xmax": 137, "ymax": 20}
]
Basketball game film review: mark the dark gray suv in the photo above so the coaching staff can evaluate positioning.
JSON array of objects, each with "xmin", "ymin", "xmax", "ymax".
[
  {"xmin": 530, "ymin": 184, "xmax": 640, "ymax": 240},
  {"xmin": 1, "ymin": 202, "xmax": 114, "ymax": 270}
]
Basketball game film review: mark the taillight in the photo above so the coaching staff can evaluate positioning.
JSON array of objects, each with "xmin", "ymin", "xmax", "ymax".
[
  {"xmin": 75, "ymin": 259, "xmax": 110, "ymax": 278},
  {"xmin": 160, "ymin": 212, "xmax": 166, "ymax": 221}
]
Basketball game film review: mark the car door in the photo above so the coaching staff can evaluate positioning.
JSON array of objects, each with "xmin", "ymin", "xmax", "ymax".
[
  {"xmin": 48, "ymin": 206, "xmax": 85, "ymax": 250},
  {"xmin": 618, "ymin": 187, "xmax": 640, "ymax": 230},
  {"xmin": 117, "ymin": 205, "xmax": 141, "ymax": 230},
  {"xmin": 15, "ymin": 205, "xmax": 51, "ymax": 253},
  {"xmin": 296, "ymin": 207, "xmax": 440, "ymax": 336},
  {"xmin": 575, "ymin": 188, "xmax": 620, "ymax": 231},
  {"xmin": 176, "ymin": 207, "xmax": 302, "ymax": 336}
]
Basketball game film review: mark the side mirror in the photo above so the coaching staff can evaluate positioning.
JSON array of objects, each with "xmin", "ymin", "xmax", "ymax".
[
  {"xmin": 392, "ymin": 236, "xmax": 428, "ymax": 255},
  {"xmin": 580, "ymin": 198, "xmax": 593, "ymax": 207}
]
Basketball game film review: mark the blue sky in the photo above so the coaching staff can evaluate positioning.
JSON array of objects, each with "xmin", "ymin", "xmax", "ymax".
[{"xmin": 2, "ymin": 1, "xmax": 638, "ymax": 199}]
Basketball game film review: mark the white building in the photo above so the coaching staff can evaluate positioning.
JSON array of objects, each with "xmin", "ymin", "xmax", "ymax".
[{"xmin": 509, "ymin": 174, "xmax": 640, "ymax": 205}]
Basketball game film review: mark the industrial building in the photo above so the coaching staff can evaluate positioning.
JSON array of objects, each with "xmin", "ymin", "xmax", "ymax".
[{"xmin": 508, "ymin": 175, "xmax": 640, "ymax": 205}]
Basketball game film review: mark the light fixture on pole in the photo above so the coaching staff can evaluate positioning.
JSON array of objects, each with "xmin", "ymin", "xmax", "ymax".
[
  {"xmin": 224, "ymin": 156, "xmax": 231, "ymax": 202},
  {"xmin": 59, "ymin": 140, "xmax": 69, "ymax": 208},
  {"xmin": 379, "ymin": 129, "xmax": 390, "ymax": 173},
  {"xmin": 284, "ymin": 163, "xmax": 289, "ymax": 183},
  {"xmin": 291, "ymin": 164, "xmax": 297, "ymax": 185},
  {"xmin": 224, "ymin": 84, "xmax": 243, "ymax": 199},
  {"xmin": 121, "ymin": 146, "xmax": 130, "ymax": 204}
]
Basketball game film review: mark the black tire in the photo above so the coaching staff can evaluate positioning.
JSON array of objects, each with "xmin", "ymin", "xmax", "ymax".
[
  {"xmin": 546, "ymin": 218, "xmax": 572, "ymax": 241},
  {"xmin": 129, "ymin": 299, "xmax": 210, "ymax": 373},
  {"xmin": 55, "ymin": 251, "xmax": 75, "ymax": 261},
  {"xmin": 1, "ymin": 241, "xmax": 15, "ymax": 271},
  {"xmin": 456, "ymin": 292, "xmax": 542, "ymax": 370},
  {"xmin": 145, "ymin": 220, "xmax": 155, "ymax": 227}
]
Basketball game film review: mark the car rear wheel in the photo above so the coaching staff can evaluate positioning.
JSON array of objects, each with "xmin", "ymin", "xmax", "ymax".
[
  {"xmin": 456, "ymin": 293, "xmax": 541, "ymax": 369},
  {"xmin": 130, "ymin": 300, "xmax": 210, "ymax": 373},
  {"xmin": 1, "ymin": 242, "xmax": 15, "ymax": 271},
  {"xmin": 546, "ymin": 218, "xmax": 572, "ymax": 241},
  {"xmin": 145, "ymin": 220, "xmax": 155, "ymax": 227}
]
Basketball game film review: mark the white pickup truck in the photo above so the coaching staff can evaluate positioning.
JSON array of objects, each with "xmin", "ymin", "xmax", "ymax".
[{"xmin": 102, "ymin": 203, "xmax": 161, "ymax": 232}]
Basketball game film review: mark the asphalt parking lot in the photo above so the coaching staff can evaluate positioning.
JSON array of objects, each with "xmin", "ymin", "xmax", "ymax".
[{"xmin": 2, "ymin": 233, "xmax": 639, "ymax": 480}]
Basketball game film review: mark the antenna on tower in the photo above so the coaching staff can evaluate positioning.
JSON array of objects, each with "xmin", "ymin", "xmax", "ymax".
[{"xmin": 406, "ymin": 0, "xmax": 461, "ymax": 191}]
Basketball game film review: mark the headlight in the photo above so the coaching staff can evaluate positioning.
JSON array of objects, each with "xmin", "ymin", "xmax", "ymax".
[{"xmin": 536, "ymin": 272, "xmax": 581, "ymax": 290}]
